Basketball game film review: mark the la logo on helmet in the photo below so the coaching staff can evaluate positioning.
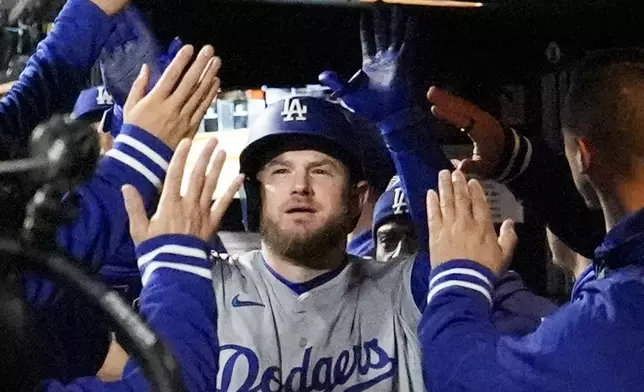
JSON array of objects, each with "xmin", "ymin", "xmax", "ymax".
[{"xmin": 281, "ymin": 98, "xmax": 308, "ymax": 122}]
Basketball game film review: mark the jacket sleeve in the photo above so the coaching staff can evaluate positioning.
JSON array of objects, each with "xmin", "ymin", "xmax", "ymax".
[
  {"xmin": 0, "ymin": 0, "xmax": 117, "ymax": 160},
  {"xmin": 491, "ymin": 271, "xmax": 557, "ymax": 335},
  {"xmin": 25, "ymin": 124, "xmax": 173, "ymax": 307},
  {"xmin": 41, "ymin": 234, "xmax": 219, "ymax": 392},
  {"xmin": 377, "ymin": 109, "xmax": 453, "ymax": 310},
  {"xmin": 494, "ymin": 129, "xmax": 605, "ymax": 259},
  {"xmin": 418, "ymin": 259, "xmax": 628, "ymax": 392}
]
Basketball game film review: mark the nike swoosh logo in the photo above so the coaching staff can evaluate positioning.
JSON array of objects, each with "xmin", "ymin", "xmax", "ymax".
[{"xmin": 232, "ymin": 294, "xmax": 265, "ymax": 308}]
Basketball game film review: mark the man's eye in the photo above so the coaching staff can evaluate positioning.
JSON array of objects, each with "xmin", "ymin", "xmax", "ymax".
[
  {"xmin": 311, "ymin": 168, "xmax": 331, "ymax": 175},
  {"xmin": 271, "ymin": 168, "xmax": 289, "ymax": 175}
]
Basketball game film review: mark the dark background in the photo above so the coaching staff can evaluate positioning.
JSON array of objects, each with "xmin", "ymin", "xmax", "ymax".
[{"xmin": 131, "ymin": 0, "xmax": 643, "ymax": 89}]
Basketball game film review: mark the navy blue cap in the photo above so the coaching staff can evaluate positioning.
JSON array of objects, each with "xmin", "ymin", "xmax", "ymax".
[
  {"xmin": 72, "ymin": 86, "xmax": 114, "ymax": 122},
  {"xmin": 372, "ymin": 175, "xmax": 411, "ymax": 236}
]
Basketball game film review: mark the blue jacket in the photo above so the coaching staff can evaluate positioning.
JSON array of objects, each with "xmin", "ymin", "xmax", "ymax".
[
  {"xmin": 419, "ymin": 208, "xmax": 644, "ymax": 392},
  {"xmin": 42, "ymin": 235, "xmax": 218, "ymax": 392},
  {"xmin": 376, "ymin": 109, "xmax": 555, "ymax": 334}
]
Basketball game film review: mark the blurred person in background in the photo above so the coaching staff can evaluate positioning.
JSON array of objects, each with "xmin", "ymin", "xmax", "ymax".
[{"xmin": 72, "ymin": 86, "xmax": 115, "ymax": 153}]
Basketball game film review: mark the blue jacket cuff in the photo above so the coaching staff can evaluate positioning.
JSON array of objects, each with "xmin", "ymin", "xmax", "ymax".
[
  {"xmin": 428, "ymin": 259, "xmax": 498, "ymax": 307},
  {"xmin": 135, "ymin": 235, "xmax": 213, "ymax": 286},
  {"xmin": 101, "ymin": 124, "xmax": 172, "ymax": 198}
]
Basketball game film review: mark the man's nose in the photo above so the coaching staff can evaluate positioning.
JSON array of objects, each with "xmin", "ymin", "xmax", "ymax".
[{"xmin": 290, "ymin": 168, "xmax": 312, "ymax": 196}]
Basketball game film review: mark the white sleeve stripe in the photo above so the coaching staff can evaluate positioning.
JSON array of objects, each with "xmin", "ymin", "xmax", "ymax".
[
  {"xmin": 429, "ymin": 268, "xmax": 493, "ymax": 289},
  {"xmin": 141, "ymin": 261, "xmax": 212, "ymax": 286},
  {"xmin": 138, "ymin": 245, "xmax": 208, "ymax": 268},
  {"xmin": 114, "ymin": 134, "xmax": 169, "ymax": 171},
  {"xmin": 495, "ymin": 128, "xmax": 521, "ymax": 182},
  {"xmin": 427, "ymin": 280, "xmax": 493, "ymax": 306},
  {"xmin": 508, "ymin": 136, "xmax": 533, "ymax": 182},
  {"xmin": 106, "ymin": 149, "xmax": 162, "ymax": 189}
]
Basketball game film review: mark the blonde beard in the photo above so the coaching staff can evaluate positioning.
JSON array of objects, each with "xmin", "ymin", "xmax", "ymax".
[{"xmin": 260, "ymin": 207, "xmax": 351, "ymax": 270}]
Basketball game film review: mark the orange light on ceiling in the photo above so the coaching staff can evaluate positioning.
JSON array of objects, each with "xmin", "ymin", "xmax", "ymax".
[{"xmin": 362, "ymin": 0, "xmax": 483, "ymax": 7}]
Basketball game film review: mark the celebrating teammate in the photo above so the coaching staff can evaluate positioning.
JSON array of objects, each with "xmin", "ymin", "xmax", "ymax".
[{"xmin": 420, "ymin": 48, "xmax": 644, "ymax": 392}]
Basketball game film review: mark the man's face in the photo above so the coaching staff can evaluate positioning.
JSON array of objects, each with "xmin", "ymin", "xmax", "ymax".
[
  {"xmin": 563, "ymin": 128, "xmax": 601, "ymax": 209},
  {"xmin": 375, "ymin": 218, "xmax": 418, "ymax": 262},
  {"xmin": 257, "ymin": 150, "xmax": 363, "ymax": 268}
]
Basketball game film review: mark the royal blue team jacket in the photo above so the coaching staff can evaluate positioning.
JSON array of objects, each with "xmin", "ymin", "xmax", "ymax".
[{"xmin": 420, "ymin": 208, "xmax": 644, "ymax": 392}]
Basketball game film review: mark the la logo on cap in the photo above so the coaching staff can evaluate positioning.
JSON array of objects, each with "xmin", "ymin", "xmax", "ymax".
[
  {"xmin": 96, "ymin": 86, "xmax": 114, "ymax": 106},
  {"xmin": 391, "ymin": 187, "xmax": 408, "ymax": 214},
  {"xmin": 281, "ymin": 98, "xmax": 308, "ymax": 122}
]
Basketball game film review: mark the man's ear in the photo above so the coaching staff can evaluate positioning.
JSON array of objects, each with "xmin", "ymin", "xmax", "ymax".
[
  {"xmin": 354, "ymin": 180, "xmax": 370, "ymax": 208},
  {"xmin": 577, "ymin": 136, "xmax": 596, "ymax": 174},
  {"xmin": 348, "ymin": 180, "xmax": 370, "ymax": 221}
]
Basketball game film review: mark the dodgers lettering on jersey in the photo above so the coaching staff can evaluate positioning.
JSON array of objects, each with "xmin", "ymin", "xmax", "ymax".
[
  {"xmin": 282, "ymin": 98, "xmax": 308, "ymax": 122},
  {"xmin": 218, "ymin": 339, "xmax": 396, "ymax": 391},
  {"xmin": 213, "ymin": 251, "xmax": 426, "ymax": 391}
]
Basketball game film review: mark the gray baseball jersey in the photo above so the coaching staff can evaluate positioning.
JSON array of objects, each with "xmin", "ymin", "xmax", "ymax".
[{"xmin": 213, "ymin": 250, "xmax": 425, "ymax": 391}]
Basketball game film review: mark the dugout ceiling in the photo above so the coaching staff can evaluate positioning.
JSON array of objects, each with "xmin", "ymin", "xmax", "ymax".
[{"xmin": 128, "ymin": 0, "xmax": 644, "ymax": 89}]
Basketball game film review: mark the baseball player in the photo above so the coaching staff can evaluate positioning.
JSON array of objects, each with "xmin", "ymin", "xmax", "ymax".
[
  {"xmin": 420, "ymin": 48, "xmax": 644, "ymax": 392},
  {"xmin": 372, "ymin": 175, "xmax": 417, "ymax": 262},
  {"xmin": 72, "ymin": 86, "xmax": 115, "ymax": 125}
]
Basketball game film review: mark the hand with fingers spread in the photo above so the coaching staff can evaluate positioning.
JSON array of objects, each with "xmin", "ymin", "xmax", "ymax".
[
  {"xmin": 124, "ymin": 44, "xmax": 221, "ymax": 150},
  {"xmin": 427, "ymin": 86, "xmax": 509, "ymax": 178},
  {"xmin": 122, "ymin": 137, "xmax": 244, "ymax": 246},
  {"xmin": 319, "ymin": 6, "xmax": 414, "ymax": 122},
  {"xmin": 427, "ymin": 170, "xmax": 518, "ymax": 275}
]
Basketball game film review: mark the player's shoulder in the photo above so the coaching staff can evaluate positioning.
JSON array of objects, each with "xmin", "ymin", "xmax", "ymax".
[
  {"xmin": 212, "ymin": 248, "xmax": 262, "ymax": 266},
  {"xmin": 211, "ymin": 249, "xmax": 266, "ymax": 277}
]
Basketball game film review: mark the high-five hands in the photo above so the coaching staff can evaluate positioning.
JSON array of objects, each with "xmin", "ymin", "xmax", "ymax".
[
  {"xmin": 122, "ymin": 137, "xmax": 244, "ymax": 246},
  {"xmin": 319, "ymin": 7, "xmax": 413, "ymax": 122},
  {"xmin": 124, "ymin": 44, "xmax": 221, "ymax": 150},
  {"xmin": 427, "ymin": 170, "xmax": 518, "ymax": 276},
  {"xmin": 427, "ymin": 87, "xmax": 506, "ymax": 178}
]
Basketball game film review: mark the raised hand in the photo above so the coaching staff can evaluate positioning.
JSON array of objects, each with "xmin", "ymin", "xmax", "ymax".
[
  {"xmin": 427, "ymin": 86, "xmax": 507, "ymax": 178},
  {"xmin": 123, "ymin": 44, "xmax": 221, "ymax": 149},
  {"xmin": 319, "ymin": 6, "xmax": 413, "ymax": 122},
  {"xmin": 122, "ymin": 137, "xmax": 244, "ymax": 246},
  {"xmin": 427, "ymin": 170, "xmax": 517, "ymax": 275}
]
